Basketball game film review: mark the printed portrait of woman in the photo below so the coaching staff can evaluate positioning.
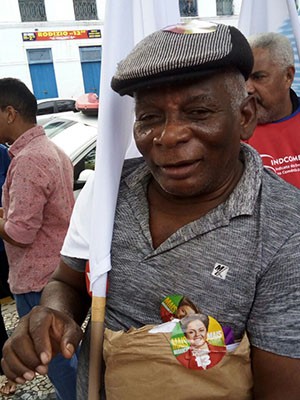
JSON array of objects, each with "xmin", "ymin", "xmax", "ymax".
[
  {"xmin": 160, "ymin": 295, "xmax": 200, "ymax": 322},
  {"xmin": 176, "ymin": 313, "xmax": 226, "ymax": 370}
]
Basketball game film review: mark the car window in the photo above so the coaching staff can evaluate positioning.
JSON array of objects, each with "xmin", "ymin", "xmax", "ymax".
[
  {"xmin": 37, "ymin": 101, "xmax": 55, "ymax": 115},
  {"xmin": 74, "ymin": 147, "xmax": 96, "ymax": 180},
  {"xmin": 43, "ymin": 119, "xmax": 77, "ymax": 138},
  {"xmin": 84, "ymin": 147, "xmax": 96, "ymax": 170},
  {"xmin": 57, "ymin": 100, "xmax": 76, "ymax": 113}
]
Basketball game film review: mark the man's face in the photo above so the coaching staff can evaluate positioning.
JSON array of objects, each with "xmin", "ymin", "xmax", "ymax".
[
  {"xmin": 0, "ymin": 106, "xmax": 18, "ymax": 144},
  {"xmin": 0, "ymin": 108, "xmax": 9, "ymax": 144},
  {"xmin": 246, "ymin": 47, "xmax": 293, "ymax": 124},
  {"xmin": 133, "ymin": 74, "xmax": 249, "ymax": 198}
]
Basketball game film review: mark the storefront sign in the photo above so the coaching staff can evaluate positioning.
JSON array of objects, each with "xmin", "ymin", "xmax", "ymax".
[{"xmin": 22, "ymin": 29, "xmax": 101, "ymax": 41}]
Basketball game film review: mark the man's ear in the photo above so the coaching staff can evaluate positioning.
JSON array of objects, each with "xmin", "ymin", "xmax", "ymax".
[
  {"xmin": 240, "ymin": 95, "xmax": 257, "ymax": 141},
  {"xmin": 5, "ymin": 105, "xmax": 18, "ymax": 125},
  {"xmin": 286, "ymin": 65, "xmax": 295, "ymax": 87}
]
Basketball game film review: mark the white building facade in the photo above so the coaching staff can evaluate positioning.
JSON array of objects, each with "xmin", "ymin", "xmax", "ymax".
[
  {"xmin": 0, "ymin": 0, "xmax": 240, "ymax": 100},
  {"xmin": 0, "ymin": 0, "xmax": 105, "ymax": 99},
  {"xmin": 188, "ymin": 0, "xmax": 241, "ymax": 19}
]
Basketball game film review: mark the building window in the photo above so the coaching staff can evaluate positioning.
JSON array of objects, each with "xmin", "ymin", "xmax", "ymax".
[
  {"xmin": 179, "ymin": 0, "xmax": 198, "ymax": 17},
  {"xmin": 79, "ymin": 46, "xmax": 102, "ymax": 63},
  {"xmin": 18, "ymin": 0, "xmax": 46, "ymax": 22},
  {"xmin": 216, "ymin": 0, "xmax": 233, "ymax": 16},
  {"xmin": 27, "ymin": 48, "xmax": 53, "ymax": 64},
  {"xmin": 73, "ymin": 0, "xmax": 98, "ymax": 20}
]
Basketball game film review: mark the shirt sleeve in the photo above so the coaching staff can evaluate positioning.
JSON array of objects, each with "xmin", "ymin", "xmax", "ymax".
[
  {"xmin": 61, "ymin": 255, "xmax": 86, "ymax": 272},
  {"xmin": 247, "ymin": 231, "xmax": 300, "ymax": 358},
  {"xmin": 5, "ymin": 156, "xmax": 51, "ymax": 244}
]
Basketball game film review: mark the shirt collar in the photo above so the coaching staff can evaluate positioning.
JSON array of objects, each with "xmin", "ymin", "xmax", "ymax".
[
  {"xmin": 126, "ymin": 143, "xmax": 263, "ymax": 218},
  {"xmin": 290, "ymin": 88, "xmax": 299, "ymax": 113},
  {"xmin": 8, "ymin": 125, "xmax": 45, "ymax": 158}
]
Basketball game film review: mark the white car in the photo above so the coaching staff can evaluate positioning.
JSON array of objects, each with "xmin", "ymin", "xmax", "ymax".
[{"xmin": 41, "ymin": 111, "xmax": 98, "ymax": 197}]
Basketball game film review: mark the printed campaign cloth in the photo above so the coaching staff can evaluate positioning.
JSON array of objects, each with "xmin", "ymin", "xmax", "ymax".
[
  {"xmin": 103, "ymin": 327, "xmax": 252, "ymax": 400},
  {"xmin": 103, "ymin": 294, "xmax": 252, "ymax": 399}
]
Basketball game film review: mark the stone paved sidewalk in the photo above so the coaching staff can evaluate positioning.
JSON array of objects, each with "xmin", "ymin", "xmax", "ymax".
[{"xmin": 1, "ymin": 298, "xmax": 56, "ymax": 399}]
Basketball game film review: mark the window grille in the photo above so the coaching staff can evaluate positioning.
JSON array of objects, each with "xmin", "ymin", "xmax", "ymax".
[
  {"xmin": 179, "ymin": 0, "xmax": 198, "ymax": 17},
  {"xmin": 27, "ymin": 49, "xmax": 52, "ymax": 64},
  {"xmin": 216, "ymin": 0, "xmax": 233, "ymax": 15},
  {"xmin": 79, "ymin": 46, "xmax": 102, "ymax": 63},
  {"xmin": 18, "ymin": 0, "xmax": 46, "ymax": 22},
  {"xmin": 73, "ymin": 0, "xmax": 98, "ymax": 20}
]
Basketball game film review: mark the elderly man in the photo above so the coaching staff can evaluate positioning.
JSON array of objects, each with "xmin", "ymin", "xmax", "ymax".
[
  {"xmin": 246, "ymin": 32, "xmax": 300, "ymax": 188},
  {"xmin": 2, "ymin": 23, "xmax": 300, "ymax": 400}
]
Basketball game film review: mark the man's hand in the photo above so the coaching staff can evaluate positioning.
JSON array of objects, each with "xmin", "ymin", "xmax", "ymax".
[
  {"xmin": 0, "ymin": 216, "xmax": 28, "ymax": 247},
  {"xmin": 1, "ymin": 305, "xmax": 83, "ymax": 384}
]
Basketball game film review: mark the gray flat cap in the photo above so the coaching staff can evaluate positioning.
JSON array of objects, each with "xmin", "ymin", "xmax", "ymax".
[{"xmin": 111, "ymin": 21, "xmax": 253, "ymax": 96}]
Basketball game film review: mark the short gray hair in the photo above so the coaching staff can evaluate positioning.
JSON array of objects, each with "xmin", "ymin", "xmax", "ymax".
[
  {"xmin": 223, "ymin": 69, "xmax": 248, "ymax": 110},
  {"xmin": 248, "ymin": 32, "xmax": 294, "ymax": 69}
]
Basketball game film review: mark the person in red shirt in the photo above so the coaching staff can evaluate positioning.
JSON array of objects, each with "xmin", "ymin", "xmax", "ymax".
[{"xmin": 246, "ymin": 32, "xmax": 300, "ymax": 188}]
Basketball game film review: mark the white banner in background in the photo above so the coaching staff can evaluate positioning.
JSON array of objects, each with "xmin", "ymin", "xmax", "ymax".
[
  {"xmin": 238, "ymin": 0, "xmax": 300, "ymax": 95},
  {"xmin": 89, "ymin": 0, "xmax": 181, "ymax": 296}
]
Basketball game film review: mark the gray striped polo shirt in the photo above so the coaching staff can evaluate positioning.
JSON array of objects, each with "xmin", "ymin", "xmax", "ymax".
[{"xmin": 65, "ymin": 143, "xmax": 300, "ymax": 359}]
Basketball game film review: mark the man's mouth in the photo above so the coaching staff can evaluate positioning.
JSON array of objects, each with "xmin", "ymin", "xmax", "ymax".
[
  {"xmin": 159, "ymin": 160, "xmax": 200, "ymax": 179},
  {"xmin": 255, "ymin": 97, "xmax": 264, "ymax": 107}
]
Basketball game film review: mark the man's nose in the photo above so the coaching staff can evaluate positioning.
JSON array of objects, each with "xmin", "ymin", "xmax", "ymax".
[
  {"xmin": 245, "ymin": 79, "xmax": 255, "ymax": 94},
  {"xmin": 153, "ymin": 118, "xmax": 191, "ymax": 147}
]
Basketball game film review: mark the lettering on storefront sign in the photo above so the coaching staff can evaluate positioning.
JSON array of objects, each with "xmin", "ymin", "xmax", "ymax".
[{"xmin": 22, "ymin": 29, "xmax": 101, "ymax": 41}]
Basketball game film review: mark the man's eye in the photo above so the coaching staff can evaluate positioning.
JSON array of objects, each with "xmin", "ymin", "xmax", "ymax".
[
  {"xmin": 252, "ymin": 74, "xmax": 265, "ymax": 81},
  {"xmin": 136, "ymin": 113, "xmax": 160, "ymax": 122},
  {"xmin": 187, "ymin": 109, "xmax": 210, "ymax": 119}
]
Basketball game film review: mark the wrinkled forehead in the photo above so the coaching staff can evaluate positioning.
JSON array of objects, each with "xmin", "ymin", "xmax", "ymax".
[
  {"xmin": 133, "ymin": 69, "xmax": 234, "ymax": 102},
  {"xmin": 250, "ymin": 48, "xmax": 283, "ymax": 76}
]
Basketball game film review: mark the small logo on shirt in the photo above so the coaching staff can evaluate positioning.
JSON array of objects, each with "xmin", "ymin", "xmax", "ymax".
[{"xmin": 212, "ymin": 263, "xmax": 229, "ymax": 280}]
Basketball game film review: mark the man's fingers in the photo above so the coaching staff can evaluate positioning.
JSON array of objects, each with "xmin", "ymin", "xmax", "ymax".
[
  {"xmin": 1, "ymin": 337, "xmax": 42, "ymax": 383},
  {"xmin": 2, "ymin": 307, "xmax": 55, "ymax": 381},
  {"xmin": 64, "ymin": 342, "xmax": 76, "ymax": 357},
  {"xmin": 61, "ymin": 326, "xmax": 83, "ymax": 359},
  {"xmin": 2, "ymin": 305, "xmax": 82, "ymax": 383},
  {"xmin": 28, "ymin": 306, "xmax": 55, "ymax": 363},
  {"xmin": 29, "ymin": 306, "xmax": 82, "ymax": 360}
]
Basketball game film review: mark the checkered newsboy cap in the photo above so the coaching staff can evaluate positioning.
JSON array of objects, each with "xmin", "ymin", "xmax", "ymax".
[{"xmin": 111, "ymin": 21, "xmax": 253, "ymax": 96}]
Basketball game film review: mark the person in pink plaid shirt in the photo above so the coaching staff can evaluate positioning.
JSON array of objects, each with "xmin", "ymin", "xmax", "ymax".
[{"xmin": 0, "ymin": 78, "xmax": 77, "ymax": 400}]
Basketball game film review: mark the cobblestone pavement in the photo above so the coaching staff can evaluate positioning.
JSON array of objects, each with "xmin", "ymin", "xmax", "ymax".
[{"xmin": 1, "ymin": 298, "xmax": 56, "ymax": 399}]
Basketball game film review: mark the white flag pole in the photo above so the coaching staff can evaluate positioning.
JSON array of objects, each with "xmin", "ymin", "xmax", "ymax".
[{"xmin": 88, "ymin": 1, "xmax": 180, "ymax": 398}]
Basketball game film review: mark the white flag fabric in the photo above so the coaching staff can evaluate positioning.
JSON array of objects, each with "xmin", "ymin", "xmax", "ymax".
[
  {"xmin": 89, "ymin": 0, "xmax": 180, "ymax": 296},
  {"xmin": 238, "ymin": 0, "xmax": 300, "ymax": 94}
]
